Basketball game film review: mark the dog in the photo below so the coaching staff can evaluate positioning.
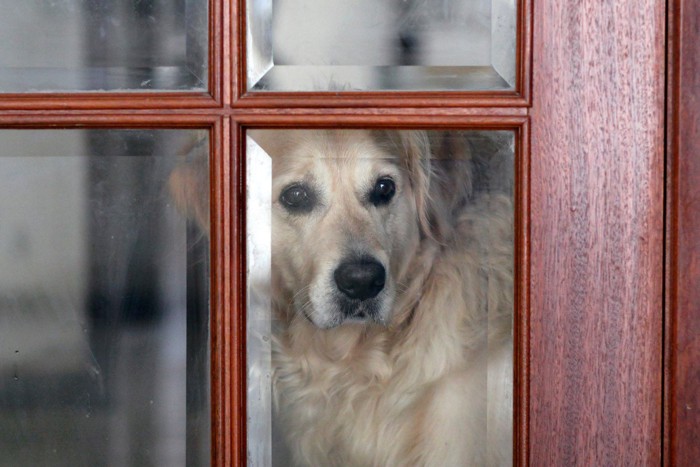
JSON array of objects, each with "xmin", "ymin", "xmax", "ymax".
[{"xmin": 173, "ymin": 129, "xmax": 514, "ymax": 465}]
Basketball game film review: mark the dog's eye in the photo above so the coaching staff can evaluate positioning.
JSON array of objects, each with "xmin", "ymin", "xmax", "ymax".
[
  {"xmin": 280, "ymin": 184, "xmax": 315, "ymax": 213},
  {"xmin": 370, "ymin": 178, "xmax": 396, "ymax": 206}
]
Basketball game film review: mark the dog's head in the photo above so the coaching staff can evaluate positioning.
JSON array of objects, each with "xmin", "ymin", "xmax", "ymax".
[
  {"xmin": 251, "ymin": 130, "xmax": 435, "ymax": 329},
  {"xmin": 171, "ymin": 129, "xmax": 474, "ymax": 329}
]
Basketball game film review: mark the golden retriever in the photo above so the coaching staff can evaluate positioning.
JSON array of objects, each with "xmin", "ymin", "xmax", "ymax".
[{"xmin": 173, "ymin": 129, "xmax": 514, "ymax": 466}]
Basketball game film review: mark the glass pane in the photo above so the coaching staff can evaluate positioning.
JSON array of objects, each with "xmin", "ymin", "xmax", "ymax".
[
  {"xmin": 246, "ymin": 129, "xmax": 514, "ymax": 465},
  {"xmin": 0, "ymin": 1, "xmax": 208, "ymax": 93},
  {"xmin": 247, "ymin": 0, "xmax": 516, "ymax": 92},
  {"xmin": 0, "ymin": 129, "xmax": 210, "ymax": 466}
]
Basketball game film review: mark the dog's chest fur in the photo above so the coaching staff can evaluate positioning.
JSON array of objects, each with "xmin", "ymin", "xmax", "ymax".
[{"xmin": 274, "ymin": 312, "xmax": 475, "ymax": 466}]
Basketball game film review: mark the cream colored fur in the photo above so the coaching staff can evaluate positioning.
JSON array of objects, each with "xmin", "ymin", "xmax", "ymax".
[
  {"xmin": 255, "ymin": 130, "xmax": 514, "ymax": 466},
  {"xmin": 169, "ymin": 129, "xmax": 513, "ymax": 465}
]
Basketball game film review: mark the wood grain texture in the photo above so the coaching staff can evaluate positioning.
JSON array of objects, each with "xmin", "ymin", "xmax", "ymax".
[
  {"xmin": 209, "ymin": 117, "xmax": 230, "ymax": 465},
  {"xmin": 514, "ymin": 120, "xmax": 530, "ymax": 467},
  {"xmin": 0, "ymin": 114, "xmax": 219, "ymax": 127},
  {"xmin": 666, "ymin": 0, "xmax": 700, "ymax": 464},
  {"xmin": 529, "ymin": 0, "xmax": 665, "ymax": 465},
  {"xmin": 209, "ymin": 118, "xmax": 229, "ymax": 467},
  {"xmin": 234, "ymin": 91, "xmax": 528, "ymax": 109},
  {"xmin": 234, "ymin": 114, "xmax": 528, "ymax": 128},
  {"xmin": 232, "ymin": 121, "xmax": 247, "ymax": 467},
  {"xmin": 208, "ymin": 0, "xmax": 225, "ymax": 106},
  {"xmin": 0, "ymin": 107, "xmax": 528, "ymax": 118}
]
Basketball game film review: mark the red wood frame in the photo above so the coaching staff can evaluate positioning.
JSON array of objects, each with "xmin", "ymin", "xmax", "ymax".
[
  {"xmin": 0, "ymin": 0, "xmax": 681, "ymax": 465},
  {"xmin": 0, "ymin": 115, "xmax": 232, "ymax": 465},
  {"xmin": 232, "ymin": 116, "xmax": 530, "ymax": 467},
  {"xmin": 665, "ymin": 0, "xmax": 700, "ymax": 464}
]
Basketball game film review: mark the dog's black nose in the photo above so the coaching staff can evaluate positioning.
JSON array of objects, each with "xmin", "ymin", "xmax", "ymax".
[{"xmin": 334, "ymin": 259, "xmax": 386, "ymax": 301}]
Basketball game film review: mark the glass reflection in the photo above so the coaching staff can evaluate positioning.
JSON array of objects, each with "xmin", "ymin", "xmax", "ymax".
[
  {"xmin": 0, "ymin": 1, "xmax": 208, "ymax": 93},
  {"xmin": 247, "ymin": 130, "xmax": 514, "ymax": 465},
  {"xmin": 247, "ymin": 0, "xmax": 516, "ymax": 91},
  {"xmin": 0, "ymin": 130, "xmax": 210, "ymax": 466}
]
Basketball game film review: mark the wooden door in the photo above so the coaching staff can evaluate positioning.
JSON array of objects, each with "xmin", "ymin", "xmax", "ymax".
[{"xmin": 0, "ymin": 0, "xmax": 696, "ymax": 465}]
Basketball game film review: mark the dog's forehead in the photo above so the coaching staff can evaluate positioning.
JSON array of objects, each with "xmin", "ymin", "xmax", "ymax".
[{"xmin": 271, "ymin": 130, "xmax": 399, "ymax": 178}]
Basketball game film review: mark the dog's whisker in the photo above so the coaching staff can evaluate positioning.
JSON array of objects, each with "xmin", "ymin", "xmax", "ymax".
[
  {"xmin": 290, "ymin": 285, "xmax": 311, "ymax": 302},
  {"xmin": 297, "ymin": 299, "xmax": 321, "ymax": 323},
  {"xmin": 289, "ymin": 285, "xmax": 312, "ymax": 310}
]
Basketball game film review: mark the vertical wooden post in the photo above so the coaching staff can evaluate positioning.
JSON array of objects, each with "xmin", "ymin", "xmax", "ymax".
[
  {"xmin": 666, "ymin": 0, "xmax": 700, "ymax": 464},
  {"xmin": 529, "ymin": 0, "xmax": 665, "ymax": 464}
]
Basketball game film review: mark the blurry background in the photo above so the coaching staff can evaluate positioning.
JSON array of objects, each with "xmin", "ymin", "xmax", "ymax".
[
  {"xmin": 248, "ymin": 0, "xmax": 516, "ymax": 91},
  {"xmin": 0, "ymin": 0, "xmax": 208, "ymax": 92},
  {"xmin": 0, "ymin": 1, "xmax": 211, "ymax": 461},
  {"xmin": 0, "ymin": 129, "xmax": 210, "ymax": 467}
]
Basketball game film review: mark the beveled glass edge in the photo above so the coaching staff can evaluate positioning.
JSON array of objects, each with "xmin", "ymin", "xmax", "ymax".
[
  {"xmin": 248, "ymin": 65, "xmax": 513, "ymax": 93},
  {"xmin": 492, "ymin": 0, "xmax": 518, "ymax": 87},
  {"xmin": 246, "ymin": 0, "xmax": 274, "ymax": 90},
  {"xmin": 245, "ymin": 135, "xmax": 273, "ymax": 467},
  {"xmin": 0, "ymin": 67, "xmax": 207, "ymax": 94}
]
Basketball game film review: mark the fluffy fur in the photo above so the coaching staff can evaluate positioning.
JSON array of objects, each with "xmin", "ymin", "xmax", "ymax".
[
  {"xmin": 254, "ymin": 130, "xmax": 513, "ymax": 466},
  {"xmin": 171, "ymin": 129, "xmax": 514, "ymax": 465}
]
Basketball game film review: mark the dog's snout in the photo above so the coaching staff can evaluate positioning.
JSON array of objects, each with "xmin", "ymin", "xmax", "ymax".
[{"xmin": 334, "ymin": 259, "xmax": 386, "ymax": 301}]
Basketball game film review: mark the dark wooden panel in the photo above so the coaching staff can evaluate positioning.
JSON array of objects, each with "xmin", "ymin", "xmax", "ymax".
[
  {"xmin": 666, "ymin": 0, "xmax": 700, "ymax": 464},
  {"xmin": 529, "ymin": 0, "xmax": 665, "ymax": 465}
]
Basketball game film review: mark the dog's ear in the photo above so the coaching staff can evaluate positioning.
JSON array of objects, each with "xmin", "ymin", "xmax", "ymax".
[
  {"xmin": 429, "ymin": 131, "xmax": 474, "ymax": 221},
  {"xmin": 398, "ymin": 131, "xmax": 436, "ymax": 240},
  {"xmin": 168, "ymin": 139, "xmax": 209, "ymax": 233}
]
